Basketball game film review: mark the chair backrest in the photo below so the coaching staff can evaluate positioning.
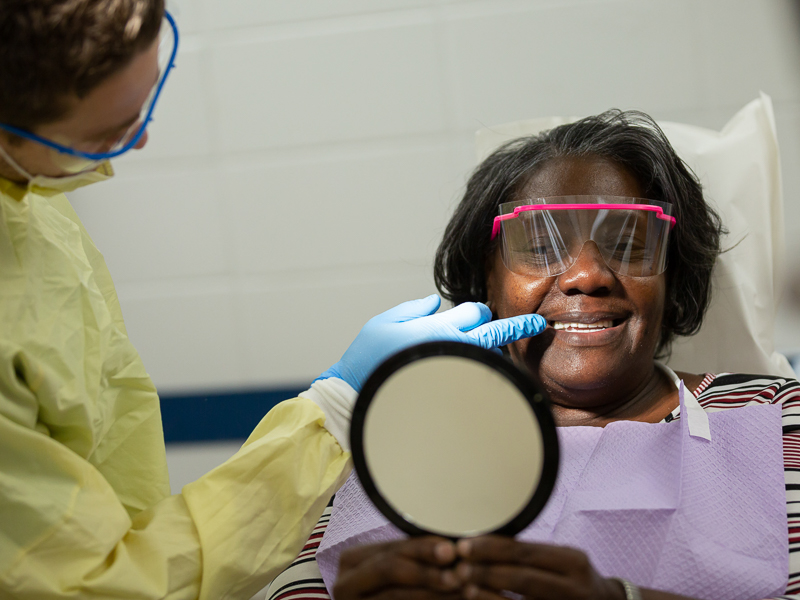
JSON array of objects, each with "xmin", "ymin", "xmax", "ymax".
[{"xmin": 475, "ymin": 94, "xmax": 794, "ymax": 378}]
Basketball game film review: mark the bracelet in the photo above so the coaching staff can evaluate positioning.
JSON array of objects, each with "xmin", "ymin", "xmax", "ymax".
[{"xmin": 611, "ymin": 578, "xmax": 643, "ymax": 600}]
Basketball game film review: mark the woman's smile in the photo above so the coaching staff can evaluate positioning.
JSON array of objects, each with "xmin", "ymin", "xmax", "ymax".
[
  {"xmin": 547, "ymin": 311, "xmax": 628, "ymax": 344},
  {"xmin": 550, "ymin": 320, "xmax": 614, "ymax": 331},
  {"xmin": 548, "ymin": 316, "xmax": 626, "ymax": 346}
]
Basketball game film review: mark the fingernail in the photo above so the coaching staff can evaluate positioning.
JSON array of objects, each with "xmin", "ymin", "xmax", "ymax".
[
  {"xmin": 456, "ymin": 539, "xmax": 472, "ymax": 558},
  {"xmin": 435, "ymin": 541, "xmax": 455, "ymax": 563},
  {"xmin": 464, "ymin": 584, "xmax": 479, "ymax": 599}
]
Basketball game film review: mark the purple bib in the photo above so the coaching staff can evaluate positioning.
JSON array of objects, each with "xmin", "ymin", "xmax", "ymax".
[{"xmin": 317, "ymin": 383, "xmax": 788, "ymax": 599}]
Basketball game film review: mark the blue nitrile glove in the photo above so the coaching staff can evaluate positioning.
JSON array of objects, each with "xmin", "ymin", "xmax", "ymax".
[{"xmin": 317, "ymin": 294, "xmax": 547, "ymax": 392}]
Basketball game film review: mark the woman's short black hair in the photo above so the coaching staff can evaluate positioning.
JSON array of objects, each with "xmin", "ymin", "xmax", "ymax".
[{"xmin": 433, "ymin": 109, "xmax": 726, "ymax": 357}]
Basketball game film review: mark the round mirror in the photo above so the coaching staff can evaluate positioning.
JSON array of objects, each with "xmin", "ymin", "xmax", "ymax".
[{"xmin": 350, "ymin": 341, "xmax": 558, "ymax": 539}]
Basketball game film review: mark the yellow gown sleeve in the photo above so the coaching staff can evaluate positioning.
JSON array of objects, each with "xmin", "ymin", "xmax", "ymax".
[
  {"xmin": 0, "ymin": 394, "xmax": 351, "ymax": 600},
  {"xmin": 0, "ymin": 172, "xmax": 352, "ymax": 599}
]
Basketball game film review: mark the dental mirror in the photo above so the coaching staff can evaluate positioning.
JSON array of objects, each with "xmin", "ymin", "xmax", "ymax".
[{"xmin": 350, "ymin": 341, "xmax": 558, "ymax": 539}]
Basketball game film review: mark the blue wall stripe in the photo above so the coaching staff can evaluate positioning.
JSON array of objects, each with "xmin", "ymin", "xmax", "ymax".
[{"xmin": 160, "ymin": 387, "xmax": 307, "ymax": 443}]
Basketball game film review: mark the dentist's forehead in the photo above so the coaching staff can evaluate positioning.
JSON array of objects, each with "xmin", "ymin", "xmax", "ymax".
[{"xmin": 519, "ymin": 156, "xmax": 644, "ymax": 199}]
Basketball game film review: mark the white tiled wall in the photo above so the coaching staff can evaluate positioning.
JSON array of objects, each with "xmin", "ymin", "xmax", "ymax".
[{"xmin": 70, "ymin": 0, "xmax": 800, "ymax": 396}]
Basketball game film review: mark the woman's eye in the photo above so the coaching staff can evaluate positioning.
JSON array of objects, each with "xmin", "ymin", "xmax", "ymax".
[
  {"xmin": 609, "ymin": 246, "xmax": 648, "ymax": 261},
  {"xmin": 528, "ymin": 245, "xmax": 559, "ymax": 258},
  {"xmin": 600, "ymin": 234, "xmax": 647, "ymax": 253},
  {"xmin": 524, "ymin": 238, "xmax": 556, "ymax": 251},
  {"xmin": 515, "ymin": 243, "xmax": 562, "ymax": 266}
]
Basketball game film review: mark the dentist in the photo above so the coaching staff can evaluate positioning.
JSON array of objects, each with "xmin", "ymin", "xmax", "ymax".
[{"xmin": 0, "ymin": 2, "xmax": 545, "ymax": 598}]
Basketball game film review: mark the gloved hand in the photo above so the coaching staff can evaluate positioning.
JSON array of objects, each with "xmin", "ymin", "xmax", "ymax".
[{"xmin": 317, "ymin": 294, "xmax": 547, "ymax": 392}]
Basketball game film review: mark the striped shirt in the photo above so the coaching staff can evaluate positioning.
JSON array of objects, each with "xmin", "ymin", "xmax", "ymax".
[{"xmin": 264, "ymin": 373, "xmax": 800, "ymax": 600}]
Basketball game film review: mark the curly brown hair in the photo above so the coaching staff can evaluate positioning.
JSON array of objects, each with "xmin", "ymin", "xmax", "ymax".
[{"xmin": 0, "ymin": 0, "xmax": 165, "ymax": 131}]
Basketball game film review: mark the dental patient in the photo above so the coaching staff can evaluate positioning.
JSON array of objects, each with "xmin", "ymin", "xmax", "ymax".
[{"xmin": 266, "ymin": 111, "xmax": 800, "ymax": 600}]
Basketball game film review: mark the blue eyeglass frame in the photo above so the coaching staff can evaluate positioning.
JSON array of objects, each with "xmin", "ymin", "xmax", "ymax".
[{"xmin": 0, "ymin": 10, "xmax": 179, "ymax": 161}]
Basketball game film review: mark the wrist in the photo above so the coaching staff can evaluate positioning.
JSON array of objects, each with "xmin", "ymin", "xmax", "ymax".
[
  {"xmin": 316, "ymin": 361, "xmax": 363, "ymax": 392},
  {"xmin": 315, "ymin": 363, "xmax": 343, "ymax": 384},
  {"xmin": 300, "ymin": 377, "xmax": 358, "ymax": 451},
  {"xmin": 610, "ymin": 578, "xmax": 642, "ymax": 600}
]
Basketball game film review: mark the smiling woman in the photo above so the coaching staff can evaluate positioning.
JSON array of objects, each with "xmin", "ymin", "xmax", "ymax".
[
  {"xmin": 437, "ymin": 111, "xmax": 722, "ymax": 358},
  {"xmin": 267, "ymin": 111, "xmax": 800, "ymax": 600},
  {"xmin": 484, "ymin": 161, "xmax": 672, "ymax": 423},
  {"xmin": 435, "ymin": 112, "xmax": 724, "ymax": 424}
]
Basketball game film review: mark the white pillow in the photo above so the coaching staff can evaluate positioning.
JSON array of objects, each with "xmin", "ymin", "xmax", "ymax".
[{"xmin": 475, "ymin": 94, "xmax": 794, "ymax": 377}]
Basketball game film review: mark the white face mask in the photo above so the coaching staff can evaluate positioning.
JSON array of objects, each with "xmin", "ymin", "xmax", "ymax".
[{"xmin": 0, "ymin": 139, "xmax": 112, "ymax": 193}]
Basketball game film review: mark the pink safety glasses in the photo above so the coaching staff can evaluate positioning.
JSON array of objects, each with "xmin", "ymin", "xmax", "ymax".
[{"xmin": 491, "ymin": 196, "xmax": 676, "ymax": 278}]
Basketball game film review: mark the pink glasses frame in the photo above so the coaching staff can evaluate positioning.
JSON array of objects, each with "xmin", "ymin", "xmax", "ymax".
[{"xmin": 490, "ymin": 203, "xmax": 677, "ymax": 240}]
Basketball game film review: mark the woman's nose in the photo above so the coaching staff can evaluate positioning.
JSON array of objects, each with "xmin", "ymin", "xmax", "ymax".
[{"xmin": 557, "ymin": 241, "xmax": 616, "ymax": 295}]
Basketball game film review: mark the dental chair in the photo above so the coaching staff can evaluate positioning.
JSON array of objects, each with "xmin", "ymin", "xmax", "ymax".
[{"xmin": 475, "ymin": 93, "xmax": 794, "ymax": 378}]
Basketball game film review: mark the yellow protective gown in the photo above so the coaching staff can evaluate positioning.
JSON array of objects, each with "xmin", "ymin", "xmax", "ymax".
[{"xmin": 0, "ymin": 167, "xmax": 352, "ymax": 599}]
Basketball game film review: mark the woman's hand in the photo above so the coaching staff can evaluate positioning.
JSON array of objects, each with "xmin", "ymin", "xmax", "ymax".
[
  {"xmin": 454, "ymin": 536, "xmax": 623, "ymax": 600},
  {"xmin": 334, "ymin": 537, "xmax": 462, "ymax": 600}
]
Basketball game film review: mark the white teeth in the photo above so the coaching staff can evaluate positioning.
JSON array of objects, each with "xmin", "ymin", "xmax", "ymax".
[{"xmin": 552, "ymin": 320, "xmax": 614, "ymax": 331}]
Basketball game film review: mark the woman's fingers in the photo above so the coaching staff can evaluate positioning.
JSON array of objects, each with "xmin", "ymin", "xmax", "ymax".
[
  {"xmin": 337, "ymin": 555, "xmax": 454, "ymax": 593},
  {"xmin": 456, "ymin": 563, "xmax": 572, "ymax": 599},
  {"xmin": 457, "ymin": 536, "xmax": 577, "ymax": 574},
  {"xmin": 335, "ymin": 558, "xmax": 456, "ymax": 600},
  {"xmin": 455, "ymin": 537, "xmax": 622, "ymax": 600},
  {"xmin": 340, "ymin": 537, "xmax": 456, "ymax": 570},
  {"xmin": 460, "ymin": 586, "xmax": 506, "ymax": 600},
  {"xmin": 461, "ymin": 584, "xmax": 508, "ymax": 600},
  {"xmin": 335, "ymin": 538, "xmax": 458, "ymax": 600}
]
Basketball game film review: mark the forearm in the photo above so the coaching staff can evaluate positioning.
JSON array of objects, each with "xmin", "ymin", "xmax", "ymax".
[
  {"xmin": 0, "ymin": 413, "xmax": 202, "ymax": 599},
  {"xmin": 1, "ymin": 397, "xmax": 351, "ymax": 600},
  {"xmin": 182, "ymin": 398, "xmax": 351, "ymax": 600}
]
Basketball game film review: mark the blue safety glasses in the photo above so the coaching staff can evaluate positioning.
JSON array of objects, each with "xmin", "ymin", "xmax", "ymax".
[{"xmin": 0, "ymin": 11, "xmax": 179, "ymax": 166}]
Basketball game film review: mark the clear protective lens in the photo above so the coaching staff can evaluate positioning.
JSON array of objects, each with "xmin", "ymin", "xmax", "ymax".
[
  {"xmin": 105, "ymin": 16, "xmax": 177, "ymax": 155},
  {"xmin": 497, "ymin": 196, "xmax": 673, "ymax": 278}
]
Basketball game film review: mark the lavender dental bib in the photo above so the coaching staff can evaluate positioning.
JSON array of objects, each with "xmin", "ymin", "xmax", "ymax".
[{"xmin": 317, "ymin": 384, "xmax": 788, "ymax": 600}]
